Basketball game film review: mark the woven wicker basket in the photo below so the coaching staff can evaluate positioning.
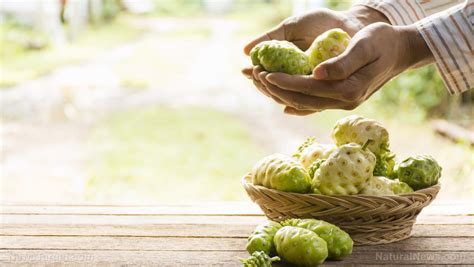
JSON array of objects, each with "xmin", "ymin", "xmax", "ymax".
[{"xmin": 242, "ymin": 174, "xmax": 440, "ymax": 245}]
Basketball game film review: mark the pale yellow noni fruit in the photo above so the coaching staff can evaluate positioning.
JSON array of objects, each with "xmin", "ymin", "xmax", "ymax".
[
  {"xmin": 312, "ymin": 143, "xmax": 376, "ymax": 195},
  {"xmin": 360, "ymin": 176, "xmax": 395, "ymax": 195},
  {"xmin": 361, "ymin": 176, "xmax": 414, "ymax": 195},
  {"xmin": 306, "ymin": 28, "xmax": 351, "ymax": 67},
  {"xmin": 298, "ymin": 142, "xmax": 337, "ymax": 169},
  {"xmin": 332, "ymin": 115, "xmax": 390, "ymax": 155}
]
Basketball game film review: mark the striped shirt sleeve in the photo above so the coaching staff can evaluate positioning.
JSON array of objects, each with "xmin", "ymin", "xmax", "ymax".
[
  {"xmin": 354, "ymin": 0, "xmax": 464, "ymax": 25},
  {"xmin": 416, "ymin": 1, "xmax": 474, "ymax": 94},
  {"xmin": 355, "ymin": 0, "xmax": 473, "ymax": 94}
]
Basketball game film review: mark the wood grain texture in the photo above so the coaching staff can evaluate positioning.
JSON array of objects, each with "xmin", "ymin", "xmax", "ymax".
[
  {"xmin": 1, "ymin": 201, "xmax": 471, "ymax": 215},
  {"xmin": 1, "ymin": 236, "xmax": 473, "ymax": 252},
  {"xmin": 0, "ymin": 250, "xmax": 473, "ymax": 265},
  {"xmin": 0, "ymin": 202, "xmax": 472, "ymax": 266},
  {"xmin": 1, "ymin": 224, "xmax": 473, "ymax": 238},
  {"xmin": 1, "ymin": 213, "xmax": 473, "ymax": 225}
]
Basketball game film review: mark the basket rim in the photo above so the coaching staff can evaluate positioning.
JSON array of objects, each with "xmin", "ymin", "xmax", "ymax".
[{"xmin": 242, "ymin": 173, "xmax": 440, "ymax": 200}]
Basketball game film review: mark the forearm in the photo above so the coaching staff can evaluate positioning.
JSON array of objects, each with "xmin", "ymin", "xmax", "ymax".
[
  {"xmin": 414, "ymin": 0, "xmax": 474, "ymax": 94},
  {"xmin": 397, "ymin": 24, "xmax": 435, "ymax": 69},
  {"xmin": 343, "ymin": 5, "xmax": 390, "ymax": 30},
  {"xmin": 352, "ymin": 0, "xmax": 473, "ymax": 94},
  {"xmin": 353, "ymin": 0, "xmax": 464, "ymax": 25}
]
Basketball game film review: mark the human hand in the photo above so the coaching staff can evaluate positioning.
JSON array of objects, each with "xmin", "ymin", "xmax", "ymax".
[
  {"xmin": 242, "ymin": 6, "xmax": 390, "ymax": 114},
  {"xmin": 256, "ymin": 23, "xmax": 434, "ymax": 115}
]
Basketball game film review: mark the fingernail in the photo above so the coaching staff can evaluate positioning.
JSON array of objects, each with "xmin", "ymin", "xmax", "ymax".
[
  {"xmin": 313, "ymin": 67, "xmax": 327, "ymax": 80},
  {"xmin": 266, "ymin": 76, "xmax": 278, "ymax": 86}
]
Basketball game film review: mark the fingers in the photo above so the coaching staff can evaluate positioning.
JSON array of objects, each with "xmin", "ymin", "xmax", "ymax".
[
  {"xmin": 247, "ymin": 66, "xmax": 286, "ymax": 105},
  {"xmin": 252, "ymin": 79, "xmax": 271, "ymax": 98},
  {"xmin": 243, "ymin": 25, "xmax": 286, "ymax": 55},
  {"xmin": 313, "ymin": 39, "xmax": 372, "ymax": 80},
  {"xmin": 252, "ymin": 66, "xmax": 264, "ymax": 81},
  {"xmin": 266, "ymin": 72, "xmax": 368, "ymax": 103},
  {"xmin": 256, "ymin": 70, "xmax": 286, "ymax": 104},
  {"xmin": 241, "ymin": 67, "xmax": 253, "ymax": 79},
  {"xmin": 262, "ymin": 77, "xmax": 353, "ymax": 110},
  {"xmin": 251, "ymin": 66, "xmax": 271, "ymax": 97},
  {"xmin": 266, "ymin": 72, "xmax": 347, "ymax": 100},
  {"xmin": 284, "ymin": 106, "xmax": 319, "ymax": 116}
]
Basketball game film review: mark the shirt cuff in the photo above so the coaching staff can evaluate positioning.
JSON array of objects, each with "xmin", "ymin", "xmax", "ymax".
[
  {"xmin": 354, "ymin": 0, "xmax": 426, "ymax": 25},
  {"xmin": 415, "ymin": 3, "xmax": 474, "ymax": 94}
]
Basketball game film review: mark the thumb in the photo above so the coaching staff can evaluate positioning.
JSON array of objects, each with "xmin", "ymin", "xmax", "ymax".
[
  {"xmin": 243, "ymin": 25, "xmax": 286, "ymax": 55},
  {"xmin": 312, "ymin": 40, "xmax": 370, "ymax": 80}
]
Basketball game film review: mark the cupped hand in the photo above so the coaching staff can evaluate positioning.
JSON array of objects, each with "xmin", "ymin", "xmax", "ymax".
[
  {"xmin": 255, "ymin": 23, "xmax": 434, "ymax": 115},
  {"xmin": 242, "ymin": 6, "xmax": 390, "ymax": 115},
  {"xmin": 243, "ymin": 7, "xmax": 369, "ymax": 55}
]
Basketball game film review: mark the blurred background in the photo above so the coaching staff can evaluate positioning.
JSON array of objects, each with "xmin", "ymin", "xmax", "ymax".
[{"xmin": 0, "ymin": 0, "xmax": 472, "ymax": 204}]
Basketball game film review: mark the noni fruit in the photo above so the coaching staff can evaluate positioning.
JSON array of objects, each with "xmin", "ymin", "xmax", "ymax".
[
  {"xmin": 308, "ymin": 159, "xmax": 325, "ymax": 179},
  {"xmin": 361, "ymin": 176, "xmax": 394, "ymax": 195},
  {"xmin": 250, "ymin": 29, "xmax": 351, "ymax": 75},
  {"xmin": 394, "ymin": 155, "xmax": 442, "ymax": 190},
  {"xmin": 251, "ymin": 154, "xmax": 312, "ymax": 193},
  {"xmin": 293, "ymin": 136, "xmax": 317, "ymax": 160},
  {"xmin": 312, "ymin": 143, "xmax": 376, "ymax": 195},
  {"xmin": 361, "ymin": 176, "xmax": 414, "ymax": 195},
  {"xmin": 332, "ymin": 115, "xmax": 390, "ymax": 155},
  {"xmin": 390, "ymin": 179, "xmax": 414, "ymax": 194},
  {"xmin": 274, "ymin": 226, "xmax": 328, "ymax": 266},
  {"xmin": 250, "ymin": 40, "xmax": 312, "ymax": 75},
  {"xmin": 281, "ymin": 219, "xmax": 353, "ymax": 260},
  {"xmin": 306, "ymin": 28, "xmax": 351, "ymax": 67},
  {"xmin": 374, "ymin": 152, "xmax": 396, "ymax": 177},
  {"xmin": 293, "ymin": 137, "xmax": 337, "ymax": 169},
  {"xmin": 246, "ymin": 221, "xmax": 282, "ymax": 255},
  {"xmin": 240, "ymin": 251, "xmax": 280, "ymax": 267}
]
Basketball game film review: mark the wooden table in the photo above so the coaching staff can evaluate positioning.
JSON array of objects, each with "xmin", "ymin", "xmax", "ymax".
[{"xmin": 1, "ymin": 201, "xmax": 473, "ymax": 266}]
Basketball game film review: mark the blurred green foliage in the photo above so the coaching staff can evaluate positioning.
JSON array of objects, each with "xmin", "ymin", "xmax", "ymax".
[
  {"xmin": 324, "ymin": 0, "xmax": 352, "ymax": 10},
  {"xmin": 0, "ymin": 15, "xmax": 146, "ymax": 88},
  {"xmin": 373, "ymin": 65, "xmax": 449, "ymax": 120},
  {"xmin": 102, "ymin": 0, "xmax": 122, "ymax": 20},
  {"xmin": 86, "ymin": 106, "xmax": 264, "ymax": 202},
  {"xmin": 231, "ymin": 0, "xmax": 293, "ymax": 36},
  {"xmin": 0, "ymin": 17, "xmax": 50, "ymax": 55},
  {"xmin": 152, "ymin": 0, "xmax": 205, "ymax": 16},
  {"xmin": 116, "ymin": 25, "xmax": 210, "ymax": 90}
]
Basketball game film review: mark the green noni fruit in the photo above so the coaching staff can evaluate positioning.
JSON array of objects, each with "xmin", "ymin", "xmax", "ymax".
[
  {"xmin": 394, "ymin": 155, "xmax": 442, "ymax": 190},
  {"xmin": 251, "ymin": 154, "xmax": 312, "ymax": 193},
  {"xmin": 361, "ymin": 176, "xmax": 414, "ymax": 195},
  {"xmin": 240, "ymin": 251, "xmax": 280, "ymax": 267},
  {"xmin": 332, "ymin": 115, "xmax": 390, "ymax": 155},
  {"xmin": 390, "ymin": 179, "xmax": 414, "ymax": 194},
  {"xmin": 308, "ymin": 158, "xmax": 325, "ymax": 179},
  {"xmin": 312, "ymin": 143, "xmax": 376, "ymax": 195},
  {"xmin": 250, "ymin": 40, "xmax": 312, "ymax": 75},
  {"xmin": 374, "ymin": 152, "xmax": 396, "ymax": 177},
  {"xmin": 246, "ymin": 221, "xmax": 282, "ymax": 255},
  {"xmin": 293, "ymin": 136, "xmax": 317, "ymax": 160},
  {"xmin": 281, "ymin": 219, "xmax": 353, "ymax": 260},
  {"xmin": 274, "ymin": 226, "xmax": 328, "ymax": 266},
  {"xmin": 361, "ymin": 176, "xmax": 393, "ymax": 195},
  {"xmin": 249, "ymin": 28, "xmax": 351, "ymax": 75},
  {"xmin": 293, "ymin": 137, "xmax": 337, "ymax": 169},
  {"xmin": 306, "ymin": 28, "xmax": 351, "ymax": 67}
]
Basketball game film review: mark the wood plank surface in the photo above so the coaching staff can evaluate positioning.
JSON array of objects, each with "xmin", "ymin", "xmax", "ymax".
[
  {"xmin": 1, "ymin": 236, "xmax": 473, "ymax": 252},
  {"xmin": 0, "ymin": 213, "xmax": 472, "ymax": 226},
  {"xmin": 1, "ymin": 224, "xmax": 473, "ymax": 238},
  {"xmin": 0, "ymin": 202, "xmax": 472, "ymax": 266},
  {"xmin": 1, "ymin": 201, "xmax": 471, "ymax": 215},
  {"xmin": 1, "ymin": 250, "xmax": 473, "ymax": 265}
]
